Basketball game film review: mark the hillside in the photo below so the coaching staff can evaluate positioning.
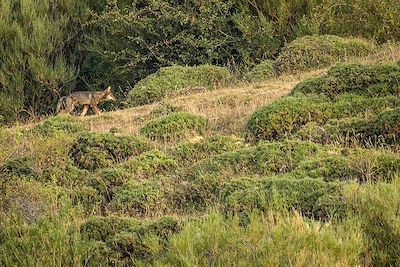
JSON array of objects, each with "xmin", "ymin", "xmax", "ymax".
[{"xmin": 1, "ymin": 42, "xmax": 400, "ymax": 266}]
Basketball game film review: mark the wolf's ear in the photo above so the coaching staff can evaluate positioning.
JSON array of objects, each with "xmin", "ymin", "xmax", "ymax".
[{"xmin": 105, "ymin": 86, "xmax": 111, "ymax": 92}]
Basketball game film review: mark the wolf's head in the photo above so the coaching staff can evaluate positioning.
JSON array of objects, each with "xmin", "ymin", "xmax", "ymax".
[{"xmin": 104, "ymin": 86, "xmax": 116, "ymax": 101}]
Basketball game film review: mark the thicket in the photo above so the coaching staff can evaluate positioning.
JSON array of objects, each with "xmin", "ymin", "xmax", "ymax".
[{"xmin": 2, "ymin": 0, "xmax": 400, "ymax": 123}]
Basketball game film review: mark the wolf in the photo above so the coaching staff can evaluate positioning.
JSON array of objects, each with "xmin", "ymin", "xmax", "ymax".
[{"xmin": 56, "ymin": 86, "xmax": 116, "ymax": 116}]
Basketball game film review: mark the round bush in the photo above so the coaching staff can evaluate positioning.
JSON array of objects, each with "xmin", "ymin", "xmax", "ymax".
[
  {"xmin": 274, "ymin": 35, "xmax": 376, "ymax": 74},
  {"xmin": 243, "ymin": 60, "xmax": 276, "ymax": 82},
  {"xmin": 140, "ymin": 112, "xmax": 207, "ymax": 141},
  {"xmin": 69, "ymin": 132, "xmax": 152, "ymax": 170},
  {"xmin": 169, "ymin": 135, "xmax": 245, "ymax": 166},
  {"xmin": 127, "ymin": 65, "xmax": 231, "ymax": 106},
  {"xmin": 122, "ymin": 150, "xmax": 178, "ymax": 179},
  {"xmin": 31, "ymin": 115, "xmax": 85, "ymax": 136},
  {"xmin": 244, "ymin": 96, "xmax": 331, "ymax": 142},
  {"xmin": 292, "ymin": 63, "xmax": 400, "ymax": 97}
]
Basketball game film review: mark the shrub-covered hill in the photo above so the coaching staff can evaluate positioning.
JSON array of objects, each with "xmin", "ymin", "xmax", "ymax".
[{"xmin": 2, "ymin": 46, "xmax": 400, "ymax": 266}]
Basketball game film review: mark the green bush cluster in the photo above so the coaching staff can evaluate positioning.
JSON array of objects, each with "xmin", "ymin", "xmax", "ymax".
[
  {"xmin": 0, "ymin": 157, "xmax": 36, "ymax": 180},
  {"xmin": 274, "ymin": 35, "xmax": 375, "ymax": 74},
  {"xmin": 69, "ymin": 132, "xmax": 152, "ymax": 170},
  {"xmin": 221, "ymin": 177, "xmax": 343, "ymax": 219},
  {"xmin": 245, "ymin": 94, "xmax": 400, "ymax": 142},
  {"xmin": 243, "ymin": 60, "xmax": 276, "ymax": 82},
  {"xmin": 169, "ymin": 135, "xmax": 245, "ymax": 166},
  {"xmin": 122, "ymin": 150, "xmax": 178, "ymax": 179},
  {"xmin": 127, "ymin": 65, "xmax": 231, "ymax": 106},
  {"xmin": 140, "ymin": 112, "xmax": 207, "ymax": 141},
  {"xmin": 80, "ymin": 216, "xmax": 180, "ymax": 264},
  {"xmin": 292, "ymin": 63, "xmax": 400, "ymax": 97},
  {"xmin": 30, "ymin": 115, "xmax": 85, "ymax": 136},
  {"xmin": 110, "ymin": 179, "xmax": 169, "ymax": 216},
  {"xmin": 186, "ymin": 141, "xmax": 327, "ymax": 179}
]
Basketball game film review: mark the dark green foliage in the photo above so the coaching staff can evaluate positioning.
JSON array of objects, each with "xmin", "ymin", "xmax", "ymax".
[
  {"xmin": 169, "ymin": 135, "xmax": 245, "ymax": 166},
  {"xmin": 293, "ymin": 156, "xmax": 358, "ymax": 182},
  {"xmin": 292, "ymin": 63, "xmax": 400, "ymax": 97},
  {"xmin": 81, "ymin": 216, "xmax": 180, "ymax": 264},
  {"xmin": 243, "ymin": 60, "xmax": 276, "ymax": 82},
  {"xmin": 69, "ymin": 132, "xmax": 152, "ymax": 170},
  {"xmin": 87, "ymin": 167, "xmax": 131, "ymax": 202},
  {"xmin": 245, "ymin": 94, "xmax": 400, "ymax": 142},
  {"xmin": 140, "ymin": 112, "xmax": 207, "ymax": 141},
  {"xmin": 274, "ymin": 35, "xmax": 375, "ymax": 74},
  {"xmin": 187, "ymin": 141, "xmax": 326, "ymax": 179},
  {"xmin": 0, "ymin": 157, "xmax": 36, "ymax": 180},
  {"xmin": 0, "ymin": 0, "xmax": 86, "ymax": 123},
  {"xmin": 30, "ymin": 115, "xmax": 85, "ymax": 136},
  {"xmin": 122, "ymin": 150, "xmax": 178, "ymax": 179},
  {"xmin": 245, "ymin": 96, "xmax": 332, "ymax": 142},
  {"xmin": 221, "ymin": 177, "xmax": 343, "ymax": 219},
  {"xmin": 127, "ymin": 65, "xmax": 231, "ymax": 106},
  {"xmin": 110, "ymin": 180, "xmax": 168, "ymax": 216}
]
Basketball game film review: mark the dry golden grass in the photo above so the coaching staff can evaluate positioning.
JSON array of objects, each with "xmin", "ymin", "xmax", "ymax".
[{"xmin": 81, "ymin": 70, "xmax": 324, "ymax": 136}]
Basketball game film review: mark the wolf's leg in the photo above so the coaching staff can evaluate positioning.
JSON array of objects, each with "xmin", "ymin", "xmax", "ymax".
[
  {"xmin": 92, "ymin": 105, "xmax": 101, "ymax": 115},
  {"xmin": 80, "ymin": 105, "xmax": 89, "ymax": 117}
]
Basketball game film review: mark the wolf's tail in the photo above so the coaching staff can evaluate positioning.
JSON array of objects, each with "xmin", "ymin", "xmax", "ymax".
[{"xmin": 56, "ymin": 96, "xmax": 67, "ymax": 114}]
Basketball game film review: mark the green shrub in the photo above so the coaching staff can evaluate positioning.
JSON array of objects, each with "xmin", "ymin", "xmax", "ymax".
[
  {"xmin": 122, "ymin": 150, "xmax": 178, "ymax": 179},
  {"xmin": 30, "ymin": 115, "xmax": 85, "ymax": 136},
  {"xmin": 243, "ymin": 60, "xmax": 276, "ymax": 82},
  {"xmin": 0, "ymin": 157, "xmax": 36, "ymax": 180},
  {"xmin": 187, "ymin": 141, "xmax": 328, "ymax": 179},
  {"xmin": 140, "ymin": 112, "xmax": 207, "ymax": 141},
  {"xmin": 109, "ymin": 180, "xmax": 168, "ymax": 216},
  {"xmin": 245, "ymin": 94, "xmax": 400, "ymax": 142},
  {"xmin": 245, "ymin": 96, "xmax": 332, "ymax": 142},
  {"xmin": 169, "ymin": 135, "xmax": 245, "ymax": 166},
  {"xmin": 292, "ymin": 156, "xmax": 358, "ymax": 182},
  {"xmin": 292, "ymin": 63, "xmax": 400, "ymax": 97},
  {"xmin": 80, "ymin": 216, "xmax": 180, "ymax": 264},
  {"xmin": 274, "ymin": 35, "xmax": 375, "ymax": 74},
  {"xmin": 69, "ymin": 132, "xmax": 152, "ymax": 170},
  {"xmin": 127, "ymin": 65, "xmax": 231, "ymax": 106},
  {"xmin": 87, "ymin": 167, "xmax": 132, "ymax": 202},
  {"xmin": 221, "ymin": 177, "xmax": 343, "ymax": 219}
]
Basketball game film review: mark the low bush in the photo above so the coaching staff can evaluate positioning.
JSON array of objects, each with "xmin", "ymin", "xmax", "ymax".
[
  {"xmin": 274, "ymin": 35, "xmax": 376, "ymax": 74},
  {"xmin": 140, "ymin": 112, "xmax": 207, "ymax": 141},
  {"xmin": 127, "ymin": 65, "xmax": 231, "ymax": 106},
  {"xmin": 0, "ymin": 157, "xmax": 37, "ymax": 180},
  {"xmin": 122, "ymin": 150, "xmax": 178, "ymax": 179},
  {"xmin": 169, "ymin": 135, "xmax": 245, "ymax": 166},
  {"xmin": 245, "ymin": 95, "xmax": 400, "ymax": 142},
  {"xmin": 292, "ymin": 63, "xmax": 400, "ymax": 97},
  {"xmin": 80, "ymin": 216, "xmax": 180, "ymax": 264},
  {"xmin": 221, "ymin": 177, "xmax": 344, "ymax": 219},
  {"xmin": 109, "ymin": 179, "xmax": 169, "ymax": 216},
  {"xmin": 292, "ymin": 156, "xmax": 359, "ymax": 182},
  {"xmin": 187, "ymin": 141, "xmax": 328, "ymax": 179},
  {"xmin": 30, "ymin": 115, "xmax": 85, "ymax": 136},
  {"xmin": 69, "ymin": 132, "xmax": 152, "ymax": 170},
  {"xmin": 244, "ymin": 96, "xmax": 332, "ymax": 142},
  {"xmin": 243, "ymin": 60, "xmax": 276, "ymax": 82}
]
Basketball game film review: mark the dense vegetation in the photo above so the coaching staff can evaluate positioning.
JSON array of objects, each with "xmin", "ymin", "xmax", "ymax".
[
  {"xmin": 2, "ymin": 0, "xmax": 400, "ymax": 266},
  {"xmin": 2, "ymin": 0, "xmax": 400, "ymax": 123}
]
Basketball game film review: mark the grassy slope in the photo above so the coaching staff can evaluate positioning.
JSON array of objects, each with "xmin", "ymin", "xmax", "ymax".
[{"xmin": 2, "ymin": 43, "xmax": 400, "ymax": 266}]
